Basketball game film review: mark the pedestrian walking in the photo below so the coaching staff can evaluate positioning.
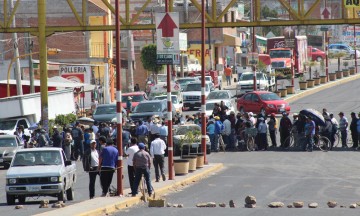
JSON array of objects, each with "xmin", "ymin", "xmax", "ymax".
[
  {"xmin": 83, "ymin": 140, "xmax": 99, "ymax": 199},
  {"xmin": 125, "ymin": 137, "xmax": 139, "ymax": 193},
  {"xmin": 131, "ymin": 143, "xmax": 153, "ymax": 197},
  {"xmin": 213, "ymin": 116, "xmax": 224, "ymax": 152},
  {"xmin": 222, "ymin": 116, "xmax": 231, "ymax": 150},
  {"xmin": 159, "ymin": 121, "xmax": 168, "ymax": 145},
  {"xmin": 71, "ymin": 122, "xmax": 84, "ymax": 160},
  {"xmin": 350, "ymin": 112, "xmax": 358, "ymax": 148},
  {"xmin": 98, "ymin": 138, "xmax": 118, "ymax": 197},
  {"xmin": 224, "ymin": 65, "xmax": 232, "ymax": 86},
  {"xmin": 338, "ymin": 112, "xmax": 349, "ymax": 148},
  {"xmin": 267, "ymin": 113, "xmax": 277, "ymax": 147},
  {"xmin": 150, "ymin": 134, "xmax": 167, "ymax": 182}
]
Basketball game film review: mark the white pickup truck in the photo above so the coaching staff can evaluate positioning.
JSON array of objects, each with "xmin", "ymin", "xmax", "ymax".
[
  {"xmin": 5, "ymin": 148, "xmax": 76, "ymax": 204},
  {"xmin": 236, "ymin": 72, "xmax": 276, "ymax": 96}
]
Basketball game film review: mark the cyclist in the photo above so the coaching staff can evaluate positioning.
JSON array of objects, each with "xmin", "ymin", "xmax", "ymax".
[
  {"xmin": 304, "ymin": 116, "xmax": 315, "ymax": 152},
  {"xmin": 338, "ymin": 112, "xmax": 349, "ymax": 148}
]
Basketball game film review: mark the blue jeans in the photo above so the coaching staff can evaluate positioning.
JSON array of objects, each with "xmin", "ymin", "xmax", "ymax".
[
  {"xmin": 132, "ymin": 167, "xmax": 152, "ymax": 196},
  {"xmin": 208, "ymin": 134, "xmax": 215, "ymax": 150},
  {"xmin": 213, "ymin": 134, "xmax": 220, "ymax": 151},
  {"xmin": 340, "ymin": 130, "xmax": 347, "ymax": 147},
  {"xmin": 305, "ymin": 135, "xmax": 314, "ymax": 151},
  {"xmin": 226, "ymin": 76, "xmax": 231, "ymax": 85}
]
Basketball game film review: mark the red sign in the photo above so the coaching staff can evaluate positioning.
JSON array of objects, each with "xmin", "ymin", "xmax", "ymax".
[
  {"xmin": 157, "ymin": 13, "xmax": 178, "ymax": 37},
  {"xmin": 61, "ymin": 73, "xmax": 85, "ymax": 97}
]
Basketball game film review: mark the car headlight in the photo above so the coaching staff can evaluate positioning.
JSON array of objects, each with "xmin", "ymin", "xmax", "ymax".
[
  {"xmin": 8, "ymin": 178, "xmax": 16, "ymax": 184},
  {"xmin": 50, "ymin": 177, "xmax": 60, "ymax": 182},
  {"xmin": 267, "ymin": 104, "xmax": 276, "ymax": 109}
]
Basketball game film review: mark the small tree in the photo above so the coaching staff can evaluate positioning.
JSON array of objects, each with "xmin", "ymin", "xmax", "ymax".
[
  {"xmin": 330, "ymin": 52, "xmax": 346, "ymax": 72},
  {"xmin": 140, "ymin": 44, "xmax": 163, "ymax": 83},
  {"xmin": 343, "ymin": 61, "xmax": 349, "ymax": 69},
  {"xmin": 305, "ymin": 60, "xmax": 316, "ymax": 79}
]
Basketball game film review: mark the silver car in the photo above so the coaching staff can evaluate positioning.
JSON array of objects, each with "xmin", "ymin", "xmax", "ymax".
[{"xmin": 0, "ymin": 135, "xmax": 23, "ymax": 169}]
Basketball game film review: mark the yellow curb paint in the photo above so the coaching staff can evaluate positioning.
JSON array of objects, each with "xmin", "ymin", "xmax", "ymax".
[
  {"xmin": 285, "ymin": 73, "xmax": 360, "ymax": 104},
  {"xmin": 76, "ymin": 163, "xmax": 224, "ymax": 216}
]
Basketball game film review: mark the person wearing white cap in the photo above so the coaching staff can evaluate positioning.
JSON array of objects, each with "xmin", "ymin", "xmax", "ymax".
[
  {"xmin": 257, "ymin": 117, "xmax": 268, "ymax": 150},
  {"xmin": 82, "ymin": 140, "xmax": 99, "ymax": 199},
  {"xmin": 248, "ymin": 112, "xmax": 257, "ymax": 126}
]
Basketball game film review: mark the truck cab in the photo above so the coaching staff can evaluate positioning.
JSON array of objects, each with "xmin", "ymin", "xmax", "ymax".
[{"xmin": 0, "ymin": 118, "xmax": 32, "ymax": 137}]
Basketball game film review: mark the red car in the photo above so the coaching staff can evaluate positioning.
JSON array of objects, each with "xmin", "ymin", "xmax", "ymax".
[
  {"xmin": 311, "ymin": 47, "xmax": 326, "ymax": 62},
  {"xmin": 121, "ymin": 91, "xmax": 148, "ymax": 110},
  {"xmin": 237, "ymin": 91, "xmax": 290, "ymax": 115}
]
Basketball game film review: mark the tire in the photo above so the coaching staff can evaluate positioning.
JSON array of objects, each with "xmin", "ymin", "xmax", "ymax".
[
  {"xmin": 6, "ymin": 194, "xmax": 15, "ymax": 205},
  {"xmin": 66, "ymin": 187, "xmax": 74, "ymax": 201},
  {"xmin": 316, "ymin": 56, "xmax": 323, "ymax": 62},
  {"xmin": 18, "ymin": 196, "xmax": 26, "ymax": 204},
  {"xmin": 247, "ymin": 137, "xmax": 255, "ymax": 151},
  {"xmin": 317, "ymin": 136, "xmax": 330, "ymax": 152},
  {"xmin": 58, "ymin": 190, "xmax": 65, "ymax": 202}
]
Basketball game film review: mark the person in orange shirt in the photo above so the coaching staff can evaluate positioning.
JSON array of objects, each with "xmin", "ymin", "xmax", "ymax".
[{"xmin": 224, "ymin": 65, "xmax": 232, "ymax": 86}]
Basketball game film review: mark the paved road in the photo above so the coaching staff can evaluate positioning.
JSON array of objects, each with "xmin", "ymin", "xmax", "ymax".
[{"xmin": 110, "ymin": 67, "xmax": 360, "ymax": 216}]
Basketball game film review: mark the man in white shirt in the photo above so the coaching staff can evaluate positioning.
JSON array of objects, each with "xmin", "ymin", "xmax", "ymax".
[
  {"xmin": 222, "ymin": 116, "xmax": 232, "ymax": 150},
  {"xmin": 82, "ymin": 140, "xmax": 99, "ymax": 199},
  {"xmin": 125, "ymin": 137, "xmax": 140, "ymax": 192},
  {"xmin": 150, "ymin": 134, "xmax": 167, "ymax": 182},
  {"xmin": 149, "ymin": 118, "xmax": 161, "ymax": 146}
]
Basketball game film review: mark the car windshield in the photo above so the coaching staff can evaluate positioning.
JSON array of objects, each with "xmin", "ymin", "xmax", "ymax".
[
  {"xmin": 0, "ymin": 120, "xmax": 17, "ymax": 130},
  {"xmin": 177, "ymin": 79, "xmax": 195, "ymax": 84},
  {"xmin": 206, "ymin": 103, "xmax": 216, "ymax": 110},
  {"xmin": 122, "ymin": 95, "xmax": 144, "ymax": 103},
  {"xmin": 240, "ymin": 73, "xmax": 264, "ymax": 81},
  {"xmin": 175, "ymin": 125, "xmax": 200, "ymax": 135},
  {"xmin": 259, "ymin": 93, "xmax": 282, "ymax": 101},
  {"xmin": 134, "ymin": 102, "xmax": 162, "ymax": 112},
  {"xmin": 93, "ymin": 106, "xmax": 116, "ymax": 115},
  {"xmin": 185, "ymin": 83, "xmax": 209, "ymax": 91},
  {"xmin": 207, "ymin": 91, "xmax": 230, "ymax": 100},
  {"xmin": 12, "ymin": 151, "xmax": 62, "ymax": 167},
  {"xmin": 155, "ymin": 96, "xmax": 178, "ymax": 104},
  {"xmin": 269, "ymin": 50, "xmax": 291, "ymax": 58},
  {"xmin": 0, "ymin": 138, "xmax": 17, "ymax": 147},
  {"xmin": 158, "ymin": 75, "xmax": 167, "ymax": 82}
]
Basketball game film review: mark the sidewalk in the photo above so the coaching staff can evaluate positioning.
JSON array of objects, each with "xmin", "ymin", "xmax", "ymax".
[{"xmin": 34, "ymin": 163, "xmax": 223, "ymax": 216}]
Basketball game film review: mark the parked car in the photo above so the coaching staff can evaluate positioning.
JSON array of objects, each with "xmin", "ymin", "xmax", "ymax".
[
  {"xmin": 328, "ymin": 44, "xmax": 360, "ymax": 59},
  {"xmin": 236, "ymin": 72, "xmax": 275, "ymax": 95},
  {"xmin": 0, "ymin": 135, "xmax": 23, "ymax": 169},
  {"xmin": 153, "ymin": 95, "xmax": 183, "ymax": 113},
  {"xmin": 182, "ymin": 82, "xmax": 213, "ymax": 110},
  {"xmin": 175, "ymin": 77, "xmax": 199, "ymax": 90},
  {"xmin": 92, "ymin": 104, "xmax": 127, "ymax": 123},
  {"xmin": 173, "ymin": 124, "xmax": 211, "ymax": 156},
  {"xmin": 6, "ymin": 148, "xmax": 76, "ymax": 204},
  {"xmin": 129, "ymin": 99, "xmax": 177, "ymax": 122},
  {"xmin": 236, "ymin": 91, "xmax": 290, "ymax": 116},
  {"xmin": 0, "ymin": 118, "xmax": 32, "ymax": 137},
  {"xmin": 205, "ymin": 99, "xmax": 237, "ymax": 116},
  {"xmin": 310, "ymin": 47, "xmax": 326, "ymax": 62},
  {"xmin": 121, "ymin": 91, "xmax": 148, "ymax": 110},
  {"xmin": 207, "ymin": 90, "xmax": 234, "ymax": 100}
]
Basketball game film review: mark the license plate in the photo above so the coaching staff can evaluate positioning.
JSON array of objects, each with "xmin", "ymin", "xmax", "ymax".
[
  {"xmin": 0, "ymin": 159, "xmax": 3, "ymax": 163},
  {"xmin": 28, "ymin": 186, "xmax": 41, "ymax": 192}
]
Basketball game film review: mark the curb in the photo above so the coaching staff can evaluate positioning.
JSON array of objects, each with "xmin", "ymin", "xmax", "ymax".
[
  {"xmin": 34, "ymin": 163, "xmax": 223, "ymax": 216},
  {"xmin": 284, "ymin": 73, "xmax": 360, "ymax": 104}
]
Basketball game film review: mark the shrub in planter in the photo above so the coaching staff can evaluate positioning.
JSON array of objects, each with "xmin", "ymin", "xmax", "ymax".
[
  {"xmin": 279, "ymin": 88, "xmax": 287, "ymax": 97},
  {"xmin": 320, "ymin": 75, "xmax": 327, "ymax": 84},
  {"xmin": 329, "ymin": 73, "xmax": 337, "ymax": 81},
  {"xmin": 174, "ymin": 159, "xmax": 190, "ymax": 175},
  {"xmin": 349, "ymin": 66, "xmax": 355, "ymax": 75},
  {"xmin": 286, "ymin": 85, "xmax": 295, "ymax": 94},
  {"xmin": 181, "ymin": 155, "xmax": 197, "ymax": 172},
  {"xmin": 336, "ymin": 70, "xmax": 343, "ymax": 79},
  {"xmin": 307, "ymin": 79, "xmax": 315, "ymax": 88},
  {"xmin": 313, "ymin": 77, "xmax": 321, "ymax": 85}
]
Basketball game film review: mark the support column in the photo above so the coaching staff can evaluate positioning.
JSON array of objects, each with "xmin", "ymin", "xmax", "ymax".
[
  {"xmin": 38, "ymin": 0, "xmax": 49, "ymax": 131},
  {"xmin": 201, "ymin": 0, "xmax": 207, "ymax": 164},
  {"xmin": 115, "ymin": 0, "xmax": 123, "ymax": 196},
  {"xmin": 11, "ymin": 0, "xmax": 22, "ymax": 96}
]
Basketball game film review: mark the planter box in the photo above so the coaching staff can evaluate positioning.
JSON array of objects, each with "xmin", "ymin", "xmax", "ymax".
[
  {"xmin": 275, "ymin": 91, "xmax": 281, "ymax": 97},
  {"xmin": 174, "ymin": 159, "xmax": 190, "ymax": 175},
  {"xmin": 313, "ymin": 78, "xmax": 321, "ymax": 85},
  {"xmin": 349, "ymin": 67, "xmax": 355, "ymax": 75},
  {"xmin": 320, "ymin": 75, "xmax": 327, "ymax": 84},
  {"xmin": 286, "ymin": 85, "xmax": 295, "ymax": 94},
  {"xmin": 307, "ymin": 79, "xmax": 315, "ymax": 88},
  {"xmin": 196, "ymin": 153, "xmax": 205, "ymax": 168},
  {"xmin": 336, "ymin": 71, "xmax": 343, "ymax": 79},
  {"xmin": 329, "ymin": 73, "xmax": 337, "ymax": 81},
  {"xmin": 343, "ymin": 69, "xmax": 349, "ymax": 77},
  {"xmin": 279, "ymin": 88, "xmax": 287, "ymax": 97},
  {"xmin": 181, "ymin": 155, "xmax": 197, "ymax": 172},
  {"xmin": 299, "ymin": 81, "xmax": 307, "ymax": 90}
]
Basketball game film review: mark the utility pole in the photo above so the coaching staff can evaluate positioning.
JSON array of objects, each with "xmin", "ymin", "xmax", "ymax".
[
  {"xmin": 10, "ymin": 0, "xmax": 23, "ymax": 95},
  {"xmin": 26, "ymin": 32, "xmax": 35, "ymax": 93},
  {"xmin": 206, "ymin": 0, "xmax": 212, "ymax": 69},
  {"xmin": 127, "ymin": 30, "xmax": 134, "ymax": 92}
]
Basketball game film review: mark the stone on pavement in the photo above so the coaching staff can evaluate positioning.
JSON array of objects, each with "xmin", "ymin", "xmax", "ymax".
[
  {"xmin": 166, "ymin": 203, "xmax": 172, "ymax": 207},
  {"xmin": 245, "ymin": 195, "xmax": 256, "ymax": 204},
  {"xmin": 327, "ymin": 201, "xmax": 337, "ymax": 208},
  {"xmin": 293, "ymin": 201, "xmax": 304, "ymax": 208},
  {"xmin": 219, "ymin": 203, "xmax": 226, "ymax": 207},
  {"xmin": 206, "ymin": 202, "xmax": 216, "ymax": 207},
  {"xmin": 287, "ymin": 204, "xmax": 293, "ymax": 208},
  {"xmin": 349, "ymin": 204, "xmax": 357, "ymax": 208},
  {"xmin": 244, "ymin": 204, "xmax": 256, "ymax": 208},
  {"xmin": 196, "ymin": 203, "xmax": 207, "ymax": 208},
  {"xmin": 15, "ymin": 205, "xmax": 24, "ymax": 209},
  {"xmin": 177, "ymin": 204, "xmax": 184, "ymax": 208},
  {"xmin": 356, "ymin": 202, "xmax": 360, "ymax": 207},
  {"xmin": 308, "ymin": 202, "xmax": 318, "ymax": 208},
  {"xmin": 229, "ymin": 200, "xmax": 236, "ymax": 208},
  {"xmin": 268, "ymin": 202, "xmax": 284, "ymax": 208}
]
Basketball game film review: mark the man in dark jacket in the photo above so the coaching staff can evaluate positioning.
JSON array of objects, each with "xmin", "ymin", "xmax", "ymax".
[
  {"xmin": 51, "ymin": 126, "xmax": 63, "ymax": 148},
  {"xmin": 279, "ymin": 112, "xmax": 292, "ymax": 148},
  {"xmin": 350, "ymin": 112, "xmax": 359, "ymax": 148}
]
